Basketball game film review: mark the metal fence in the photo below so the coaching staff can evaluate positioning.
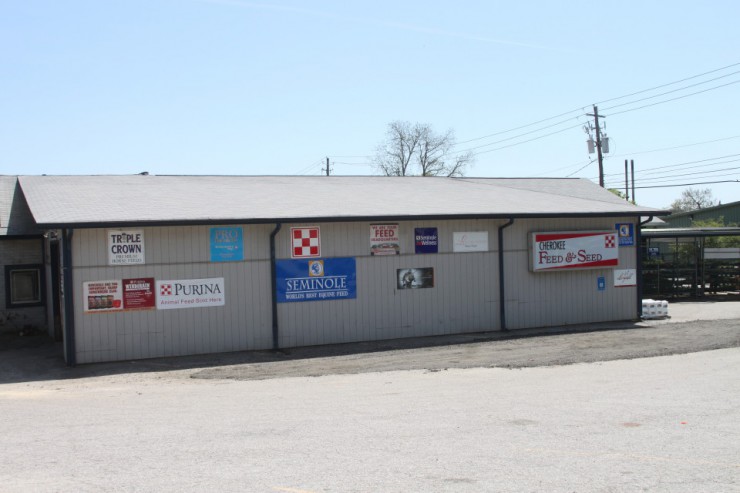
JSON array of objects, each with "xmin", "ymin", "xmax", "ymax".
[{"xmin": 642, "ymin": 238, "xmax": 739, "ymax": 297}]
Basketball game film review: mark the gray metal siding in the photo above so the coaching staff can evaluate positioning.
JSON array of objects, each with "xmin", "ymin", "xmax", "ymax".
[
  {"xmin": 276, "ymin": 219, "xmax": 502, "ymax": 348},
  {"xmin": 72, "ymin": 225, "xmax": 274, "ymax": 363},
  {"xmin": 71, "ymin": 220, "xmax": 504, "ymax": 362},
  {"xmin": 70, "ymin": 217, "xmax": 639, "ymax": 363},
  {"xmin": 503, "ymin": 217, "xmax": 638, "ymax": 329}
]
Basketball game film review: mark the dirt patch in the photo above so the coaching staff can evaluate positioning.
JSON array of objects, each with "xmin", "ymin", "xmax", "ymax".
[
  {"xmin": 2, "ymin": 301, "xmax": 739, "ymax": 384},
  {"xmin": 191, "ymin": 318, "xmax": 740, "ymax": 381}
]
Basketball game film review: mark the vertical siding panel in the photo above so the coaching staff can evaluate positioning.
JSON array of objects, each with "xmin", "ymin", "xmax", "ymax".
[{"xmin": 70, "ymin": 216, "xmax": 639, "ymax": 363}]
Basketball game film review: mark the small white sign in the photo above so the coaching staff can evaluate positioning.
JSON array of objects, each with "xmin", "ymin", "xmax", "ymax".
[
  {"xmin": 705, "ymin": 248, "xmax": 740, "ymax": 260},
  {"xmin": 614, "ymin": 269, "xmax": 637, "ymax": 287},
  {"xmin": 108, "ymin": 229, "xmax": 145, "ymax": 265},
  {"xmin": 453, "ymin": 232, "xmax": 488, "ymax": 252},
  {"xmin": 156, "ymin": 277, "xmax": 225, "ymax": 310}
]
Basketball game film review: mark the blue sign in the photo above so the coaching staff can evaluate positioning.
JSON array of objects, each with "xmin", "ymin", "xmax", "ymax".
[
  {"xmin": 597, "ymin": 276, "xmax": 606, "ymax": 291},
  {"xmin": 415, "ymin": 227, "xmax": 438, "ymax": 254},
  {"xmin": 616, "ymin": 223, "xmax": 634, "ymax": 246},
  {"xmin": 210, "ymin": 227, "xmax": 244, "ymax": 262},
  {"xmin": 276, "ymin": 258, "xmax": 357, "ymax": 303}
]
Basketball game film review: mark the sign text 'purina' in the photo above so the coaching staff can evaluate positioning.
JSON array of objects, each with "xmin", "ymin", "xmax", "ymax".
[{"xmin": 156, "ymin": 277, "xmax": 226, "ymax": 310}]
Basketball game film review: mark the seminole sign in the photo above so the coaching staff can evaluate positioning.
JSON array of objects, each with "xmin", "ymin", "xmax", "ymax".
[
  {"xmin": 531, "ymin": 231, "xmax": 618, "ymax": 272},
  {"xmin": 276, "ymin": 258, "xmax": 356, "ymax": 303}
]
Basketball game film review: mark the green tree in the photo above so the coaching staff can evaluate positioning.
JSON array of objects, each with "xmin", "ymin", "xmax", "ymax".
[
  {"xmin": 669, "ymin": 188, "xmax": 718, "ymax": 212},
  {"xmin": 691, "ymin": 217, "xmax": 740, "ymax": 248}
]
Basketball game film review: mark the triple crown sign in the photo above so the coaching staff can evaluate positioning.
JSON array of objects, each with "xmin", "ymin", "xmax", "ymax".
[{"xmin": 291, "ymin": 226, "xmax": 321, "ymax": 258}]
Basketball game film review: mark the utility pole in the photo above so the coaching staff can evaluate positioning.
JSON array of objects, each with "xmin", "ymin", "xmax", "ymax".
[
  {"xmin": 630, "ymin": 159, "xmax": 635, "ymax": 204},
  {"xmin": 624, "ymin": 159, "xmax": 629, "ymax": 201},
  {"xmin": 587, "ymin": 105, "xmax": 606, "ymax": 187},
  {"xmin": 322, "ymin": 157, "xmax": 331, "ymax": 176}
]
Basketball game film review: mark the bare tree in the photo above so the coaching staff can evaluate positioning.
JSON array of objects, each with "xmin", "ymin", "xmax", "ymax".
[
  {"xmin": 669, "ymin": 188, "xmax": 718, "ymax": 212},
  {"xmin": 374, "ymin": 121, "xmax": 473, "ymax": 177}
]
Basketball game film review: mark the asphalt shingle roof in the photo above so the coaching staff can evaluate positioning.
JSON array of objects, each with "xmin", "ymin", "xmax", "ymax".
[
  {"xmin": 18, "ymin": 175, "xmax": 666, "ymax": 228},
  {"xmin": 0, "ymin": 176, "xmax": 40, "ymax": 235}
]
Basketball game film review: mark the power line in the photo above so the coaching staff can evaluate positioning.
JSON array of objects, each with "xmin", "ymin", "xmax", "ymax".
[
  {"xmin": 607, "ymin": 79, "xmax": 740, "ymax": 117},
  {"xmin": 605, "ymin": 167, "xmax": 739, "ymax": 187},
  {"xmin": 633, "ymin": 179, "xmax": 739, "ymax": 189},
  {"xmin": 595, "ymin": 61, "xmax": 740, "ymax": 106},
  {"xmin": 608, "ymin": 134, "xmax": 740, "ymax": 158},
  {"xmin": 565, "ymin": 160, "xmax": 596, "ymax": 178},
  {"xmin": 294, "ymin": 159, "xmax": 323, "ymax": 175},
  {"xmin": 322, "ymin": 62, "xmax": 740, "ymax": 169},
  {"xmin": 466, "ymin": 75, "xmax": 739, "ymax": 159},
  {"xmin": 458, "ymin": 115, "xmax": 586, "ymax": 153},
  {"xmin": 604, "ymin": 168, "xmax": 738, "ymax": 187},
  {"xmin": 529, "ymin": 159, "xmax": 592, "ymax": 177},
  {"xmin": 453, "ymin": 61, "xmax": 740, "ymax": 151},
  {"xmin": 470, "ymin": 122, "xmax": 585, "ymax": 156},
  {"xmin": 601, "ymin": 154, "xmax": 740, "ymax": 179},
  {"xmin": 638, "ymin": 157, "xmax": 740, "ymax": 176},
  {"xmin": 454, "ymin": 107, "xmax": 586, "ymax": 146},
  {"xmin": 601, "ymin": 69, "xmax": 740, "ymax": 112}
]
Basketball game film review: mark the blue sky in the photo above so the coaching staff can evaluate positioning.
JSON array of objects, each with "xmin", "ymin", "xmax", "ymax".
[{"xmin": 2, "ymin": 0, "xmax": 739, "ymax": 208}]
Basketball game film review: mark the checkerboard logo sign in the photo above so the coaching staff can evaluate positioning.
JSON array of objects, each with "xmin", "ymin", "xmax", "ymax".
[
  {"xmin": 605, "ymin": 235, "xmax": 616, "ymax": 248},
  {"xmin": 160, "ymin": 284, "xmax": 172, "ymax": 296},
  {"xmin": 291, "ymin": 227, "xmax": 321, "ymax": 258}
]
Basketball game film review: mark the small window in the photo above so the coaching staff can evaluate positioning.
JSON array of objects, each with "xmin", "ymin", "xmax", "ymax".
[{"xmin": 5, "ymin": 265, "xmax": 44, "ymax": 308}]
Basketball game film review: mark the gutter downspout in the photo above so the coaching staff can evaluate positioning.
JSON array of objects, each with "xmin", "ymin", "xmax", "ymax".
[
  {"xmin": 637, "ymin": 216, "xmax": 653, "ymax": 320},
  {"xmin": 269, "ymin": 223, "xmax": 282, "ymax": 350},
  {"xmin": 498, "ymin": 218, "xmax": 515, "ymax": 331},
  {"xmin": 62, "ymin": 228, "xmax": 76, "ymax": 366}
]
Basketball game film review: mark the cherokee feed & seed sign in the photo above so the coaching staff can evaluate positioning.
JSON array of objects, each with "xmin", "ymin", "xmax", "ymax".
[{"xmin": 531, "ymin": 231, "xmax": 618, "ymax": 271}]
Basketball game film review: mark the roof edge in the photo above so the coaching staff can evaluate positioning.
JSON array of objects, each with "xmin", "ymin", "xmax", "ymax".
[{"xmin": 35, "ymin": 210, "xmax": 670, "ymax": 230}]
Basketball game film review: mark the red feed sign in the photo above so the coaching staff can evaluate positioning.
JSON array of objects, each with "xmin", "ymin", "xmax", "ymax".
[{"xmin": 123, "ymin": 277, "xmax": 156, "ymax": 310}]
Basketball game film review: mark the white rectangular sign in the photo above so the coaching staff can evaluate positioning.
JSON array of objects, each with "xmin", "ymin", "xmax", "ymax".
[
  {"xmin": 453, "ymin": 232, "xmax": 488, "ymax": 252},
  {"xmin": 531, "ymin": 231, "xmax": 619, "ymax": 272},
  {"xmin": 370, "ymin": 224, "xmax": 400, "ymax": 255},
  {"xmin": 614, "ymin": 269, "xmax": 637, "ymax": 287},
  {"xmin": 156, "ymin": 277, "xmax": 225, "ymax": 310},
  {"xmin": 108, "ymin": 229, "xmax": 145, "ymax": 265},
  {"xmin": 705, "ymin": 248, "xmax": 740, "ymax": 260}
]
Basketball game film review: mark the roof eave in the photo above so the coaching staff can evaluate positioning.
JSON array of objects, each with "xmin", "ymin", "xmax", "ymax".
[{"xmin": 35, "ymin": 210, "xmax": 669, "ymax": 230}]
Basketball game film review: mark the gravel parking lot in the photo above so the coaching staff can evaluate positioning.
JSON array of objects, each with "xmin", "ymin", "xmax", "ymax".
[{"xmin": 0, "ymin": 298, "xmax": 738, "ymax": 492}]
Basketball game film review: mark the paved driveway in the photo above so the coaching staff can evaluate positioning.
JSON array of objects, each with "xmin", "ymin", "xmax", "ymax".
[{"xmin": 0, "ymin": 298, "xmax": 738, "ymax": 492}]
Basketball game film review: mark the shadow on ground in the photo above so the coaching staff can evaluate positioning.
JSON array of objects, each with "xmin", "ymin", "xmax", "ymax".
[
  {"xmin": 0, "ymin": 321, "xmax": 651, "ymax": 384},
  {"xmin": 2, "ymin": 294, "xmax": 739, "ymax": 384}
]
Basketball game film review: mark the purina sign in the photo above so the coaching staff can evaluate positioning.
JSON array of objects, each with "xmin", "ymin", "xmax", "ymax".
[
  {"xmin": 156, "ymin": 278, "xmax": 225, "ymax": 310},
  {"xmin": 531, "ymin": 231, "xmax": 619, "ymax": 272},
  {"xmin": 291, "ymin": 226, "xmax": 321, "ymax": 258}
]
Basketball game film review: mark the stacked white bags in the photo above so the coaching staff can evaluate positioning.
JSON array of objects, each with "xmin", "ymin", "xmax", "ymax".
[{"xmin": 642, "ymin": 299, "xmax": 669, "ymax": 319}]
